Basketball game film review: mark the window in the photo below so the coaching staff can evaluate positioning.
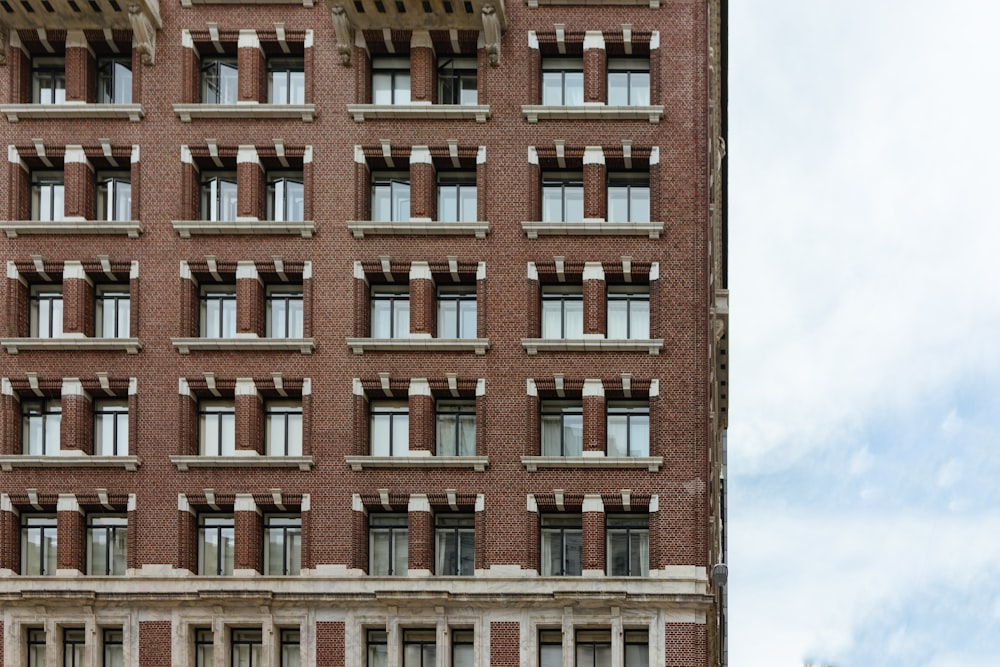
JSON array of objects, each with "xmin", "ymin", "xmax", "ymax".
[
  {"xmin": 538, "ymin": 630, "xmax": 562, "ymax": 667},
  {"xmin": 606, "ymin": 402, "xmax": 650, "ymax": 457},
  {"xmin": 265, "ymin": 401, "xmax": 303, "ymax": 456},
  {"xmin": 32, "ymin": 57, "xmax": 66, "ymax": 104},
  {"xmin": 267, "ymin": 172, "xmax": 304, "ymax": 222},
  {"xmin": 371, "ymin": 287, "xmax": 410, "ymax": 338},
  {"xmin": 96, "ymin": 286, "xmax": 131, "ymax": 339},
  {"xmin": 437, "ymin": 288, "xmax": 476, "ymax": 339},
  {"xmin": 198, "ymin": 514, "xmax": 234, "ymax": 575},
  {"xmin": 31, "ymin": 172, "xmax": 65, "ymax": 222},
  {"xmin": 607, "ymin": 173, "xmax": 650, "ymax": 223},
  {"xmin": 279, "ymin": 629, "xmax": 300, "ymax": 667},
  {"xmin": 542, "ymin": 58, "xmax": 583, "ymax": 105},
  {"xmin": 63, "ymin": 628, "xmax": 85, "ymax": 667},
  {"xmin": 264, "ymin": 515, "xmax": 302, "ymax": 575},
  {"xmin": 371, "ymin": 172, "xmax": 411, "ymax": 222},
  {"xmin": 541, "ymin": 286, "xmax": 583, "ymax": 339},
  {"xmin": 103, "ymin": 629, "xmax": 124, "ymax": 667},
  {"xmin": 366, "ymin": 629, "xmax": 388, "ymax": 667},
  {"xmin": 21, "ymin": 515, "xmax": 57, "ymax": 575},
  {"xmin": 200, "ymin": 285, "xmax": 237, "ymax": 338},
  {"xmin": 369, "ymin": 514, "xmax": 408, "ymax": 576},
  {"xmin": 268, "ymin": 58, "xmax": 305, "ymax": 104},
  {"xmin": 607, "ymin": 515, "xmax": 649, "ymax": 576},
  {"xmin": 437, "ymin": 57, "xmax": 477, "ymax": 105},
  {"xmin": 372, "ymin": 57, "xmax": 411, "ymax": 104},
  {"xmin": 97, "ymin": 57, "xmax": 133, "ymax": 104},
  {"xmin": 540, "ymin": 514, "xmax": 582, "ymax": 576},
  {"xmin": 201, "ymin": 57, "xmax": 238, "ymax": 104},
  {"xmin": 22, "ymin": 399, "xmax": 61, "ymax": 455},
  {"xmin": 436, "ymin": 401, "xmax": 476, "ymax": 456},
  {"xmin": 607, "ymin": 287, "xmax": 650, "ymax": 339},
  {"xmin": 402, "ymin": 629, "xmax": 436, "ymax": 667},
  {"xmin": 608, "ymin": 58, "xmax": 650, "ymax": 106},
  {"xmin": 540, "ymin": 402, "xmax": 583, "ymax": 457},
  {"xmin": 87, "ymin": 515, "xmax": 128, "ymax": 575},
  {"xmin": 437, "ymin": 172, "xmax": 477, "ymax": 223},
  {"xmin": 451, "ymin": 629, "xmax": 474, "ymax": 667},
  {"xmin": 231, "ymin": 629, "xmax": 262, "ymax": 667},
  {"xmin": 96, "ymin": 172, "xmax": 132, "ymax": 222},
  {"xmin": 27, "ymin": 629, "xmax": 47, "ymax": 667},
  {"xmin": 199, "ymin": 401, "xmax": 236, "ymax": 456},
  {"xmin": 266, "ymin": 286, "xmax": 304, "ymax": 338},
  {"xmin": 542, "ymin": 172, "xmax": 584, "ymax": 223},
  {"xmin": 575, "ymin": 629, "xmax": 612, "ymax": 667},
  {"xmin": 94, "ymin": 400, "xmax": 129, "ymax": 456},
  {"xmin": 369, "ymin": 401, "xmax": 409, "ymax": 456},
  {"xmin": 623, "ymin": 629, "xmax": 649, "ymax": 667},
  {"xmin": 194, "ymin": 628, "xmax": 214, "ymax": 667},
  {"xmin": 435, "ymin": 514, "xmax": 474, "ymax": 575},
  {"xmin": 29, "ymin": 285, "xmax": 64, "ymax": 337},
  {"xmin": 200, "ymin": 173, "xmax": 238, "ymax": 221}
]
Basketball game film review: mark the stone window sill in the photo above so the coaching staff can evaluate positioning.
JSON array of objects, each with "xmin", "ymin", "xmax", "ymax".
[
  {"xmin": 0, "ymin": 455, "xmax": 141, "ymax": 472},
  {"xmin": 521, "ymin": 220, "xmax": 663, "ymax": 239},
  {"xmin": 347, "ymin": 220, "xmax": 489, "ymax": 239},
  {"xmin": 171, "ymin": 337, "xmax": 315, "ymax": 354},
  {"xmin": 172, "ymin": 103, "xmax": 316, "ymax": 122},
  {"xmin": 346, "ymin": 104, "xmax": 490, "ymax": 123},
  {"xmin": 171, "ymin": 219, "xmax": 315, "ymax": 238},
  {"xmin": 0, "ymin": 103, "xmax": 145, "ymax": 123},
  {"xmin": 346, "ymin": 337, "xmax": 490, "ymax": 355},
  {"xmin": 521, "ymin": 105, "xmax": 664, "ymax": 124},
  {"xmin": 181, "ymin": 0, "xmax": 312, "ymax": 5},
  {"xmin": 170, "ymin": 455, "xmax": 315, "ymax": 471},
  {"xmin": 1, "ymin": 337, "xmax": 142, "ymax": 354},
  {"xmin": 1, "ymin": 219, "xmax": 143, "ymax": 238},
  {"xmin": 345, "ymin": 456, "xmax": 489, "ymax": 472},
  {"xmin": 521, "ymin": 338, "xmax": 663, "ymax": 355},
  {"xmin": 521, "ymin": 456, "xmax": 663, "ymax": 472}
]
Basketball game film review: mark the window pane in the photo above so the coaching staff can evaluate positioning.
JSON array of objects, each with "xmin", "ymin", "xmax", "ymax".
[
  {"xmin": 541, "ymin": 300, "xmax": 562, "ymax": 339},
  {"xmin": 541, "ymin": 186, "xmax": 562, "ymax": 223},
  {"xmin": 565, "ymin": 530, "xmax": 582, "ymax": 575},
  {"xmin": 88, "ymin": 529, "xmax": 108, "ymax": 575},
  {"xmin": 459, "ymin": 185, "xmax": 477, "ymax": 221},
  {"xmin": 608, "ymin": 186, "xmax": 630, "ymax": 223},
  {"xmin": 542, "ymin": 72, "xmax": 562, "ymax": 105},
  {"xmin": 392, "ymin": 300, "xmax": 410, "ymax": 338},
  {"xmin": 607, "ymin": 299, "xmax": 629, "ymax": 338},
  {"xmin": 395, "ymin": 74, "xmax": 411, "ymax": 103},
  {"xmin": 564, "ymin": 299, "xmax": 583, "ymax": 338},
  {"xmin": 393, "ymin": 530, "xmax": 409, "ymax": 575},
  {"xmin": 458, "ymin": 414, "xmax": 476, "ymax": 456},
  {"xmin": 564, "ymin": 185, "xmax": 584, "ymax": 221},
  {"xmin": 631, "ymin": 415, "xmax": 650, "ymax": 456},
  {"xmin": 607, "ymin": 415, "xmax": 628, "ymax": 457},
  {"xmin": 392, "ymin": 414, "xmax": 409, "ymax": 455},
  {"xmin": 564, "ymin": 414, "xmax": 583, "ymax": 456},
  {"xmin": 393, "ymin": 181, "xmax": 411, "ymax": 222},
  {"xmin": 540, "ymin": 415, "xmax": 561, "ymax": 456},
  {"xmin": 111, "ymin": 527, "xmax": 128, "ymax": 574},
  {"xmin": 370, "ymin": 415, "xmax": 391, "ymax": 456},
  {"xmin": 539, "ymin": 645, "xmax": 562, "ymax": 667},
  {"xmin": 372, "ymin": 299, "xmax": 392, "ymax": 338},
  {"xmin": 564, "ymin": 72, "xmax": 584, "ymax": 105},
  {"xmin": 632, "ymin": 72, "xmax": 651, "ymax": 105},
  {"xmin": 632, "ymin": 299, "xmax": 650, "ymax": 338},
  {"xmin": 608, "ymin": 71, "xmax": 629, "ymax": 105}
]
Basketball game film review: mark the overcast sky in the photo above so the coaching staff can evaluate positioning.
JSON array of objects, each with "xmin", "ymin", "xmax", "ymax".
[{"xmin": 728, "ymin": 1, "xmax": 1000, "ymax": 665}]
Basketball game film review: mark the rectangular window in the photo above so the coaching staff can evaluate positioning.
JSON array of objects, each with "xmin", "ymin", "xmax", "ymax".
[
  {"xmin": 21, "ymin": 515, "xmax": 57, "ymax": 575},
  {"xmin": 199, "ymin": 401, "xmax": 236, "ymax": 456},
  {"xmin": 372, "ymin": 57, "xmax": 411, "ymax": 104},
  {"xmin": 63, "ymin": 628, "xmax": 85, "ymax": 667},
  {"xmin": 265, "ymin": 401, "xmax": 303, "ymax": 456},
  {"xmin": 606, "ymin": 402, "xmax": 650, "ymax": 457},
  {"xmin": 198, "ymin": 515, "xmax": 234, "ymax": 575},
  {"xmin": 607, "ymin": 515, "xmax": 650, "ymax": 576},
  {"xmin": 623, "ymin": 629, "xmax": 650, "ymax": 667},
  {"xmin": 268, "ymin": 57, "xmax": 305, "ymax": 104},
  {"xmin": 541, "ymin": 171, "xmax": 584, "ymax": 223},
  {"xmin": 436, "ymin": 401, "xmax": 476, "ymax": 456},
  {"xmin": 575, "ymin": 629, "xmax": 612, "ymax": 667},
  {"xmin": 402, "ymin": 629, "xmax": 436, "ymax": 667},
  {"xmin": 32, "ymin": 57, "xmax": 66, "ymax": 104},
  {"xmin": 194, "ymin": 628, "xmax": 214, "ymax": 667},
  {"xmin": 103, "ymin": 629, "xmax": 124, "ymax": 667},
  {"xmin": 279, "ymin": 629, "xmax": 300, "ymax": 667},
  {"xmin": 97, "ymin": 57, "xmax": 133, "ymax": 104},
  {"xmin": 366, "ymin": 629, "xmax": 388, "ymax": 667},
  {"xmin": 542, "ymin": 58, "xmax": 583, "ymax": 105},
  {"xmin": 371, "ymin": 287, "xmax": 410, "ymax": 338},
  {"xmin": 201, "ymin": 57, "xmax": 238, "ymax": 104},
  {"xmin": 435, "ymin": 514, "xmax": 475, "ymax": 576},
  {"xmin": 267, "ymin": 173, "xmax": 305, "ymax": 222},
  {"xmin": 87, "ymin": 515, "xmax": 128, "ymax": 575},
  {"xmin": 266, "ymin": 286, "xmax": 304, "ymax": 338},
  {"xmin": 540, "ymin": 402, "xmax": 583, "ymax": 456},
  {"xmin": 369, "ymin": 401, "xmax": 409, "ymax": 456},
  {"xmin": 451, "ymin": 629, "xmax": 474, "ymax": 667},
  {"xmin": 200, "ymin": 285, "xmax": 237, "ymax": 338},
  {"xmin": 264, "ymin": 515, "xmax": 302, "ymax": 575},
  {"xmin": 437, "ymin": 56, "xmax": 477, "ymax": 105},
  {"xmin": 22, "ymin": 399, "xmax": 61, "ymax": 455},
  {"xmin": 95, "ymin": 285, "xmax": 131, "ymax": 339},
  {"xmin": 369, "ymin": 513, "xmax": 408, "ymax": 576},
  {"xmin": 96, "ymin": 172, "xmax": 132, "ymax": 222},
  {"xmin": 437, "ymin": 288, "xmax": 476, "ymax": 339},
  {"xmin": 371, "ymin": 172, "xmax": 411, "ymax": 222},
  {"xmin": 27, "ymin": 628, "xmax": 47, "ymax": 667},
  {"xmin": 540, "ymin": 514, "xmax": 582, "ymax": 576},
  {"xmin": 541, "ymin": 286, "xmax": 583, "ymax": 339},
  {"xmin": 538, "ymin": 630, "xmax": 562, "ymax": 667},
  {"xmin": 607, "ymin": 172, "xmax": 650, "ymax": 223},
  {"xmin": 607, "ymin": 287, "xmax": 650, "ymax": 339},
  {"xmin": 200, "ymin": 173, "xmax": 238, "ymax": 222},
  {"xmin": 31, "ymin": 172, "xmax": 65, "ymax": 222},
  {"xmin": 437, "ymin": 172, "xmax": 477, "ymax": 223},
  {"xmin": 93, "ymin": 399, "xmax": 129, "ymax": 456},
  {"xmin": 608, "ymin": 58, "xmax": 650, "ymax": 106},
  {"xmin": 29, "ymin": 285, "xmax": 64, "ymax": 337},
  {"xmin": 231, "ymin": 629, "xmax": 262, "ymax": 667}
]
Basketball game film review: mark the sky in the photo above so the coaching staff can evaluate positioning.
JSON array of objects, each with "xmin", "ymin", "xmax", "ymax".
[{"xmin": 727, "ymin": 1, "xmax": 1000, "ymax": 665}]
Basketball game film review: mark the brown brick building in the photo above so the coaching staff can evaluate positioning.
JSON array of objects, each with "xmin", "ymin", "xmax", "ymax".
[{"xmin": 0, "ymin": 0, "xmax": 728, "ymax": 664}]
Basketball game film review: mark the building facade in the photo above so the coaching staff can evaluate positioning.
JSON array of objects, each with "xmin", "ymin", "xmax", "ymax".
[{"xmin": 0, "ymin": 0, "xmax": 728, "ymax": 664}]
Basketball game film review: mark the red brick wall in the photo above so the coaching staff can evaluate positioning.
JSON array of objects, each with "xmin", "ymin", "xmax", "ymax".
[
  {"xmin": 489, "ymin": 622, "xmax": 520, "ymax": 666},
  {"xmin": 139, "ymin": 622, "xmax": 171, "ymax": 666},
  {"xmin": 57, "ymin": 507, "xmax": 84, "ymax": 572},
  {"xmin": 665, "ymin": 622, "xmax": 708, "ymax": 667},
  {"xmin": 316, "ymin": 621, "xmax": 345, "ymax": 666}
]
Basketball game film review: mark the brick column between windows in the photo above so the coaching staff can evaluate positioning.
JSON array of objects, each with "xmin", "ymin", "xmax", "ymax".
[
  {"xmin": 648, "ymin": 381, "xmax": 661, "ymax": 458},
  {"xmin": 476, "ymin": 151, "xmax": 488, "ymax": 222},
  {"xmin": 351, "ymin": 501, "xmax": 367, "ymax": 572},
  {"xmin": 410, "ymin": 31, "xmax": 435, "ymax": 103},
  {"xmin": 490, "ymin": 622, "xmax": 520, "ymax": 667},
  {"xmin": 0, "ymin": 502, "xmax": 20, "ymax": 571},
  {"xmin": 61, "ymin": 260, "xmax": 92, "ymax": 337},
  {"xmin": 316, "ymin": 622, "xmax": 346, "ymax": 666},
  {"xmin": 303, "ymin": 33, "xmax": 315, "ymax": 104},
  {"xmin": 234, "ymin": 495, "xmax": 262, "ymax": 573},
  {"xmin": 409, "ymin": 261, "xmax": 435, "ymax": 336},
  {"xmin": 355, "ymin": 48, "xmax": 371, "ymax": 104},
  {"xmin": 9, "ymin": 152, "xmax": 30, "ymax": 220},
  {"xmin": 527, "ymin": 263, "xmax": 540, "ymax": 337},
  {"xmin": 300, "ymin": 498, "xmax": 313, "ymax": 571},
  {"xmin": 301, "ymin": 379, "xmax": 313, "ymax": 455},
  {"xmin": 476, "ymin": 48, "xmax": 489, "ymax": 104},
  {"xmin": 177, "ymin": 497, "xmax": 197, "ymax": 573},
  {"xmin": 60, "ymin": 378, "xmax": 91, "ymax": 454},
  {"xmin": 237, "ymin": 146, "xmax": 264, "ymax": 221},
  {"xmin": 353, "ymin": 389, "xmax": 368, "ymax": 456},
  {"xmin": 130, "ymin": 148, "xmax": 142, "ymax": 221},
  {"xmin": 407, "ymin": 495, "xmax": 432, "ymax": 574},
  {"xmin": 9, "ymin": 39, "xmax": 31, "ymax": 103},
  {"xmin": 238, "ymin": 30, "xmax": 264, "ymax": 102},
  {"xmin": 235, "ymin": 378, "xmax": 263, "ymax": 454},
  {"xmin": 303, "ymin": 149, "xmax": 315, "ymax": 222},
  {"xmin": 583, "ymin": 146, "xmax": 606, "ymax": 221},
  {"xmin": 181, "ymin": 32, "xmax": 199, "ymax": 103},
  {"xmin": 583, "ymin": 262, "xmax": 606, "ymax": 336},
  {"xmin": 583, "ymin": 31, "xmax": 607, "ymax": 104},
  {"xmin": 236, "ymin": 261, "xmax": 264, "ymax": 336},
  {"xmin": 131, "ymin": 47, "xmax": 143, "ymax": 104},
  {"xmin": 57, "ymin": 494, "xmax": 85, "ymax": 573},
  {"xmin": 648, "ymin": 497, "xmax": 663, "ymax": 571},
  {"xmin": 527, "ymin": 155, "xmax": 540, "ymax": 221},
  {"xmin": 526, "ymin": 382, "xmax": 539, "ymax": 457},
  {"xmin": 139, "ymin": 622, "xmax": 172, "ymax": 666},
  {"xmin": 63, "ymin": 146, "xmax": 94, "ymax": 221},
  {"xmin": 582, "ymin": 379, "xmax": 606, "ymax": 454},
  {"xmin": 129, "ymin": 261, "xmax": 140, "ymax": 338},
  {"xmin": 126, "ymin": 497, "xmax": 138, "ymax": 569},
  {"xmin": 527, "ymin": 33, "xmax": 540, "ymax": 104},
  {"xmin": 64, "ymin": 31, "xmax": 91, "ymax": 103},
  {"xmin": 581, "ymin": 494, "xmax": 605, "ymax": 575},
  {"xmin": 127, "ymin": 381, "xmax": 139, "ymax": 457},
  {"xmin": 181, "ymin": 151, "xmax": 199, "ymax": 220},
  {"xmin": 6, "ymin": 269, "xmax": 28, "ymax": 338},
  {"xmin": 408, "ymin": 379, "xmax": 433, "ymax": 454},
  {"xmin": 649, "ymin": 262, "xmax": 661, "ymax": 340},
  {"xmin": 180, "ymin": 262, "xmax": 198, "ymax": 337},
  {"xmin": 354, "ymin": 153, "xmax": 370, "ymax": 221},
  {"xmin": 474, "ymin": 503, "xmax": 486, "ymax": 571},
  {"xmin": 409, "ymin": 146, "xmax": 434, "ymax": 220},
  {"xmin": 0, "ymin": 389, "xmax": 21, "ymax": 456},
  {"xmin": 474, "ymin": 380, "xmax": 486, "ymax": 456},
  {"xmin": 476, "ymin": 264, "xmax": 487, "ymax": 338},
  {"xmin": 179, "ymin": 380, "xmax": 198, "ymax": 456}
]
